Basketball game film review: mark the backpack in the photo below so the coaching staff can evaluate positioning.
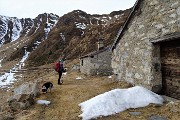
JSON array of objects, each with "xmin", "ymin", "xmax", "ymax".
[{"xmin": 54, "ymin": 62, "xmax": 60, "ymax": 72}]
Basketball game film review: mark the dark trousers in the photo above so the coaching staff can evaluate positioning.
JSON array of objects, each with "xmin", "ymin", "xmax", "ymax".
[{"xmin": 58, "ymin": 71, "xmax": 62, "ymax": 84}]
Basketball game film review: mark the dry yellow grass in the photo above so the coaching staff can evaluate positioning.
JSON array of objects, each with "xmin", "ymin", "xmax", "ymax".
[
  {"xmin": 12, "ymin": 69, "xmax": 131, "ymax": 120},
  {"xmin": 12, "ymin": 69, "xmax": 179, "ymax": 120},
  {"xmin": 0, "ymin": 61, "xmax": 179, "ymax": 120}
]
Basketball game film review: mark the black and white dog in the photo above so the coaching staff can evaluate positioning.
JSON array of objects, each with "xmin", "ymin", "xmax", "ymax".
[{"xmin": 42, "ymin": 82, "xmax": 53, "ymax": 93}]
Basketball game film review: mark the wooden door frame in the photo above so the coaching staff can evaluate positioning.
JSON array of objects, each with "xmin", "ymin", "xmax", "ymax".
[{"xmin": 150, "ymin": 32, "xmax": 180, "ymax": 97}]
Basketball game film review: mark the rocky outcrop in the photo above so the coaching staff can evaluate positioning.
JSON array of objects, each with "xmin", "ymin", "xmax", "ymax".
[
  {"xmin": 7, "ymin": 82, "xmax": 39, "ymax": 112},
  {"xmin": 0, "ymin": 16, "xmax": 22, "ymax": 45},
  {"xmin": 0, "ymin": 13, "xmax": 59, "ymax": 46}
]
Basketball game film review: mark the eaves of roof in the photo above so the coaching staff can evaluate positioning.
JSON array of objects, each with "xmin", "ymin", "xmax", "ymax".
[{"xmin": 80, "ymin": 46, "xmax": 111, "ymax": 59}]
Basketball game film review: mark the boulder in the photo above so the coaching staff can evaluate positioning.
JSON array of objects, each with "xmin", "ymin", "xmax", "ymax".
[
  {"xmin": 7, "ymin": 94, "xmax": 34, "ymax": 112},
  {"xmin": 7, "ymin": 82, "xmax": 39, "ymax": 112},
  {"xmin": 13, "ymin": 82, "xmax": 39, "ymax": 97},
  {"xmin": 0, "ymin": 113, "xmax": 14, "ymax": 120}
]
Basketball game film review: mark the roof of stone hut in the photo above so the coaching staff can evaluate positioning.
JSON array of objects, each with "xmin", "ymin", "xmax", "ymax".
[{"xmin": 80, "ymin": 45, "xmax": 111, "ymax": 59}]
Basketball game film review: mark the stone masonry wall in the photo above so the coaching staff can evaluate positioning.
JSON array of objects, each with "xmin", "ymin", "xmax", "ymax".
[
  {"xmin": 112, "ymin": 0, "xmax": 180, "ymax": 90},
  {"xmin": 80, "ymin": 49, "xmax": 112, "ymax": 75}
]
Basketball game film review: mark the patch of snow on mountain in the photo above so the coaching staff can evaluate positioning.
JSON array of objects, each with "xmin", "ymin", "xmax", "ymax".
[
  {"xmin": 94, "ymin": 17, "xmax": 100, "ymax": 20},
  {"xmin": 51, "ymin": 19, "xmax": 58, "ymax": 27},
  {"xmin": 44, "ymin": 14, "xmax": 58, "ymax": 39},
  {"xmin": 24, "ymin": 18, "xmax": 34, "ymax": 36},
  {"xmin": 0, "ymin": 59, "xmax": 3, "ymax": 67},
  {"xmin": 0, "ymin": 16, "xmax": 8, "ymax": 41},
  {"xmin": 34, "ymin": 41, "xmax": 41, "ymax": 46},
  {"xmin": 90, "ymin": 19, "xmax": 93, "ymax": 25},
  {"xmin": 0, "ymin": 38, "xmax": 5, "ymax": 47},
  {"xmin": 0, "ymin": 16, "xmax": 22, "ymax": 42},
  {"xmin": 44, "ymin": 22, "xmax": 51, "ymax": 39},
  {"xmin": 49, "ymin": 13, "xmax": 58, "ymax": 27},
  {"xmin": 34, "ymin": 23, "xmax": 40, "ymax": 33},
  {"xmin": 114, "ymin": 15, "xmax": 120, "ymax": 18},
  {"xmin": 75, "ymin": 22, "xmax": 87, "ymax": 29},
  {"xmin": 11, "ymin": 18, "xmax": 22, "ymax": 41},
  {"xmin": 81, "ymin": 31, "xmax": 84, "ymax": 36},
  {"xmin": 40, "ymin": 17, "xmax": 42, "ymax": 22},
  {"xmin": 101, "ymin": 18, "xmax": 108, "ymax": 23},
  {"xmin": 79, "ymin": 15, "xmax": 86, "ymax": 20},
  {"xmin": 60, "ymin": 33, "xmax": 65, "ymax": 41},
  {"xmin": 0, "ymin": 48, "xmax": 30, "ymax": 88}
]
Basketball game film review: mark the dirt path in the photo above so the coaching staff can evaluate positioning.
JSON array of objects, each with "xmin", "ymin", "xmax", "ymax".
[{"xmin": 11, "ymin": 69, "xmax": 179, "ymax": 120}]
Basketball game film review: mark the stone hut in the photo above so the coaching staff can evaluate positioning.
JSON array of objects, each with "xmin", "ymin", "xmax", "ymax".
[
  {"xmin": 111, "ymin": 0, "xmax": 180, "ymax": 99},
  {"xmin": 80, "ymin": 39, "xmax": 113, "ymax": 75}
]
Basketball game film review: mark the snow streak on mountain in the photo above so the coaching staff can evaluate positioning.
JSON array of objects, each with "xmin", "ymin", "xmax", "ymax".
[
  {"xmin": 0, "ymin": 13, "xmax": 59, "ymax": 46},
  {"xmin": 0, "ymin": 16, "xmax": 22, "ymax": 46}
]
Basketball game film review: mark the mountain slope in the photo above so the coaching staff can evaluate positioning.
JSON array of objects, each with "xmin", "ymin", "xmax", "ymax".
[
  {"xmin": 27, "ymin": 9, "xmax": 131, "ymax": 66},
  {"xmin": 0, "ymin": 9, "xmax": 131, "ymax": 68}
]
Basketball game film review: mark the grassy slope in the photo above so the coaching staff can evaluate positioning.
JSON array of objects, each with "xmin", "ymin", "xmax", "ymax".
[{"xmin": 12, "ymin": 60, "xmax": 179, "ymax": 120}]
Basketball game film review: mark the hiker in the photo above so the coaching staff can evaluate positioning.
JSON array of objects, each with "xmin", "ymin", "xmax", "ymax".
[{"xmin": 57, "ymin": 59, "xmax": 64, "ymax": 85}]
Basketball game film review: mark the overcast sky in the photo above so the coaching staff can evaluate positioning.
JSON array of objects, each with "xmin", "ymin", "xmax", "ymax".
[{"xmin": 0, "ymin": 0, "xmax": 136, "ymax": 18}]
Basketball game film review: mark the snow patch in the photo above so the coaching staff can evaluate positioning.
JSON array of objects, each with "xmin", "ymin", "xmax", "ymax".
[
  {"xmin": 44, "ymin": 13, "xmax": 58, "ymax": 39},
  {"xmin": 76, "ymin": 76, "xmax": 83, "ymax": 80},
  {"xmin": 34, "ymin": 23, "xmax": 40, "ymax": 33},
  {"xmin": 108, "ymin": 76, "xmax": 112, "ymax": 79},
  {"xmin": 0, "ymin": 49, "xmax": 30, "ymax": 88},
  {"xmin": 11, "ymin": 18, "xmax": 22, "ymax": 41},
  {"xmin": 60, "ymin": 33, "xmax": 65, "ymax": 41},
  {"xmin": 0, "ymin": 59, "xmax": 3, "ymax": 67},
  {"xmin": 37, "ymin": 100, "xmax": 51, "ymax": 105},
  {"xmin": 0, "ymin": 16, "xmax": 9, "ymax": 41},
  {"xmin": 79, "ymin": 86, "xmax": 164, "ymax": 120},
  {"xmin": 75, "ymin": 22, "xmax": 87, "ymax": 29}
]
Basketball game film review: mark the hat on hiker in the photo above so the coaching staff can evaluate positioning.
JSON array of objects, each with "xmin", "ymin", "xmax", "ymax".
[{"xmin": 59, "ymin": 59, "xmax": 63, "ymax": 63}]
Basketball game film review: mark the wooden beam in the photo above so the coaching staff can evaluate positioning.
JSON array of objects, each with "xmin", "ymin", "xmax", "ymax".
[{"xmin": 150, "ymin": 32, "xmax": 180, "ymax": 43}]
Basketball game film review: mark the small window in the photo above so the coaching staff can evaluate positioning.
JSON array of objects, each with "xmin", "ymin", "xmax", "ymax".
[
  {"xmin": 81, "ymin": 59, "xmax": 83, "ymax": 66},
  {"xmin": 90, "ymin": 56, "xmax": 94, "ymax": 58}
]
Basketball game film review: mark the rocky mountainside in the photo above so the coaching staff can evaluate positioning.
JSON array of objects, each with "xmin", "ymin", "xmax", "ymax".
[
  {"xmin": 0, "ymin": 13, "xmax": 59, "ymax": 45},
  {"xmin": 0, "ymin": 9, "xmax": 131, "ymax": 68}
]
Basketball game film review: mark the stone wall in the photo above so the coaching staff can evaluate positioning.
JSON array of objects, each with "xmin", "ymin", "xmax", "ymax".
[
  {"xmin": 80, "ymin": 49, "xmax": 112, "ymax": 75},
  {"xmin": 112, "ymin": 0, "xmax": 180, "ymax": 90}
]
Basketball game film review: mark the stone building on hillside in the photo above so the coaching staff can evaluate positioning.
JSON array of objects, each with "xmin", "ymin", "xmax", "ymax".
[
  {"xmin": 80, "ymin": 39, "xmax": 113, "ymax": 75},
  {"xmin": 111, "ymin": 0, "xmax": 180, "ymax": 99}
]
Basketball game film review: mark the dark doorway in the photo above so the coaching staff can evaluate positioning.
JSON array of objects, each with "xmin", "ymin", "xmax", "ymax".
[{"xmin": 160, "ymin": 39, "xmax": 180, "ymax": 99}]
